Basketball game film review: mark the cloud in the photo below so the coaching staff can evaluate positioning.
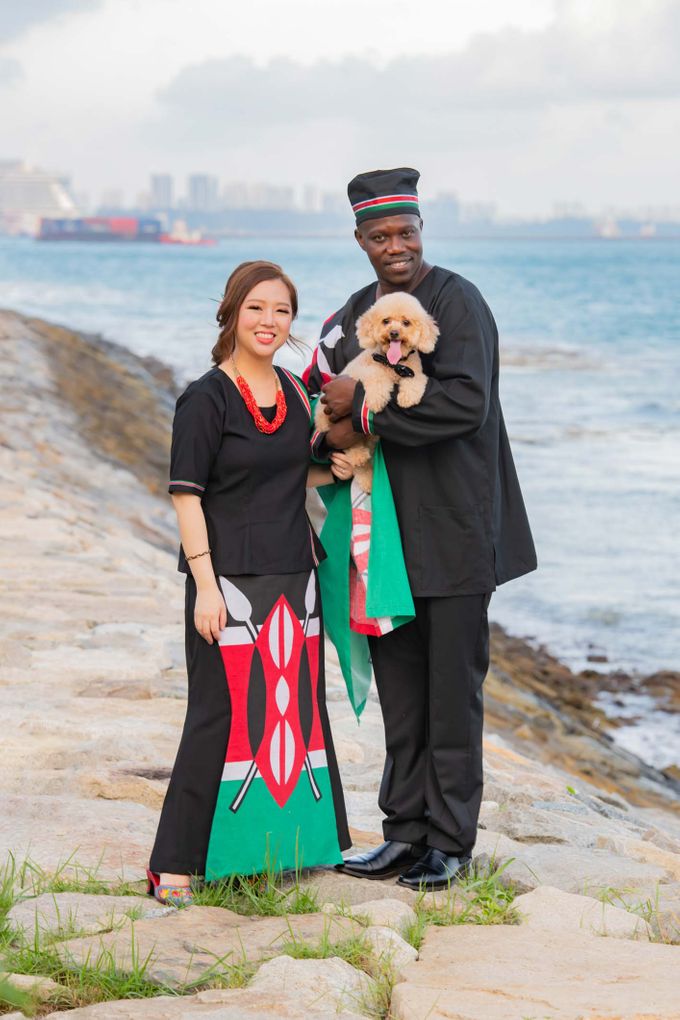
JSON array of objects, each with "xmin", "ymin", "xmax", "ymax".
[
  {"xmin": 0, "ymin": 56, "xmax": 21, "ymax": 84},
  {"xmin": 0, "ymin": 0, "xmax": 103, "ymax": 44},
  {"xmin": 153, "ymin": 0, "xmax": 680, "ymax": 141}
]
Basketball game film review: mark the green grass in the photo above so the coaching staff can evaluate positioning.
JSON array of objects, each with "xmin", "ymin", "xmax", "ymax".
[
  {"xmin": 1, "ymin": 929, "xmax": 166, "ymax": 1016},
  {"xmin": 192, "ymin": 856, "xmax": 319, "ymax": 917},
  {"xmin": 415, "ymin": 860, "xmax": 519, "ymax": 928},
  {"xmin": 594, "ymin": 882, "xmax": 678, "ymax": 944},
  {"xmin": 17, "ymin": 853, "xmax": 144, "ymax": 898},
  {"xmin": 0, "ymin": 972, "xmax": 34, "ymax": 1016},
  {"xmin": 0, "ymin": 850, "xmax": 144, "ymax": 918},
  {"xmin": 279, "ymin": 924, "xmax": 396, "ymax": 1020},
  {"xmin": 0, "ymin": 850, "xmax": 522, "ymax": 1019}
]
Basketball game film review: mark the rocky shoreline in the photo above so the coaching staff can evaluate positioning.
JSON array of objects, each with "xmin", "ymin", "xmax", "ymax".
[
  {"xmin": 14, "ymin": 308, "xmax": 680, "ymax": 811},
  {"xmin": 1, "ymin": 308, "xmax": 679, "ymax": 1019}
]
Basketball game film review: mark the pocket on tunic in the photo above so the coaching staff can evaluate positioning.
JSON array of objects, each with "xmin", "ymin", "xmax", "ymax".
[{"xmin": 418, "ymin": 504, "xmax": 494, "ymax": 593}]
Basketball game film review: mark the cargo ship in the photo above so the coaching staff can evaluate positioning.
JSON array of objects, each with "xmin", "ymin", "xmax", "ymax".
[{"xmin": 38, "ymin": 216, "xmax": 216, "ymax": 245}]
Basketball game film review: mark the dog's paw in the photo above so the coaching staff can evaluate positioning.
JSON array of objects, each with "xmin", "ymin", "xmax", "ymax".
[
  {"xmin": 396, "ymin": 375, "xmax": 428, "ymax": 408},
  {"xmin": 345, "ymin": 442, "xmax": 372, "ymax": 467},
  {"xmin": 313, "ymin": 403, "xmax": 331, "ymax": 432},
  {"xmin": 354, "ymin": 464, "xmax": 373, "ymax": 494}
]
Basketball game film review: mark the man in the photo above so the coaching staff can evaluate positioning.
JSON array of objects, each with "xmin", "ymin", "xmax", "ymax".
[{"xmin": 304, "ymin": 167, "xmax": 536, "ymax": 890}]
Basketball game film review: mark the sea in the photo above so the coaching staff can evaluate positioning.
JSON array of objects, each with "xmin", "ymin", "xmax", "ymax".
[{"xmin": 2, "ymin": 235, "xmax": 678, "ymax": 768}]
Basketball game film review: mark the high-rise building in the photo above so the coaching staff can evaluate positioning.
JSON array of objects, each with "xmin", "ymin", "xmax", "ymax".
[
  {"xmin": 222, "ymin": 182, "xmax": 249, "ymax": 208},
  {"xmin": 187, "ymin": 174, "xmax": 219, "ymax": 211},
  {"xmin": 321, "ymin": 191, "xmax": 345, "ymax": 214},
  {"xmin": 99, "ymin": 189, "xmax": 124, "ymax": 210},
  {"xmin": 246, "ymin": 184, "xmax": 294, "ymax": 210},
  {"xmin": 150, "ymin": 174, "xmax": 174, "ymax": 209},
  {"xmin": 302, "ymin": 185, "xmax": 321, "ymax": 213}
]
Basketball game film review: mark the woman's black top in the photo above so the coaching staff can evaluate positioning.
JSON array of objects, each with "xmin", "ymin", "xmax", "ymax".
[{"xmin": 169, "ymin": 366, "xmax": 324, "ymax": 576}]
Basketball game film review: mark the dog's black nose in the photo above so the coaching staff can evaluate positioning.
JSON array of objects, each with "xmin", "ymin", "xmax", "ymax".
[{"xmin": 389, "ymin": 329, "xmax": 400, "ymax": 340}]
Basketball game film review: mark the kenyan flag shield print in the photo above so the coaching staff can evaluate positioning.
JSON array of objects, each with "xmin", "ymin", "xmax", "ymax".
[{"xmin": 204, "ymin": 571, "xmax": 343, "ymax": 878}]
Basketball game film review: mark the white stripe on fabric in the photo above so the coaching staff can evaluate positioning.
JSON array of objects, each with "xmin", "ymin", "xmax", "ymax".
[
  {"xmin": 352, "ymin": 523, "xmax": 371, "ymax": 536},
  {"xmin": 316, "ymin": 346, "xmax": 332, "ymax": 377},
  {"xmin": 218, "ymin": 617, "xmax": 319, "ymax": 644},
  {"xmin": 218, "ymin": 625, "xmax": 252, "ymax": 646},
  {"xmin": 321, "ymin": 324, "xmax": 343, "ymax": 349},
  {"xmin": 221, "ymin": 747, "xmax": 328, "ymax": 782}
]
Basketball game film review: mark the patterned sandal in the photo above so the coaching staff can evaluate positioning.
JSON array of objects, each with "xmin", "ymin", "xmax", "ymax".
[{"xmin": 146, "ymin": 869, "xmax": 194, "ymax": 908}]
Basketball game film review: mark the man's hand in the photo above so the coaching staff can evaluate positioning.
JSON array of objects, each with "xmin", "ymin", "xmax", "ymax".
[
  {"xmin": 326, "ymin": 416, "xmax": 364, "ymax": 450},
  {"xmin": 321, "ymin": 375, "xmax": 357, "ymax": 422}
]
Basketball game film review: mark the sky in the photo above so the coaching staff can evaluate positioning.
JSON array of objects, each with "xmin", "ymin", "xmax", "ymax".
[{"xmin": 1, "ymin": 0, "xmax": 679, "ymax": 217}]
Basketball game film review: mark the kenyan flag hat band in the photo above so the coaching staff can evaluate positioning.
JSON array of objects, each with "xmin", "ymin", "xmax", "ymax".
[
  {"xmin": 347, "ymin": 167, "xmax": 420, "ymax": 224},
  {"xmin": 353, "ymin": 195, "xmax": 420, "ymax": 222}
]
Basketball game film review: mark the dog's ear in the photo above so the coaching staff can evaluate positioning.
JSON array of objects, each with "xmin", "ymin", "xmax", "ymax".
[
  {"xmin": 415, "ymin": 312, "xmax": 439, "ymax": 353},
  {"xmin": 355, "ymin": 308, "xmax": 376, "ymax": 350}
]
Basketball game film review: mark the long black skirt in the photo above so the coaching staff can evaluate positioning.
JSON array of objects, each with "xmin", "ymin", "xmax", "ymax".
[{"xmin": 150, "ymin": 570, "xmax": 350, "ymax": 879}]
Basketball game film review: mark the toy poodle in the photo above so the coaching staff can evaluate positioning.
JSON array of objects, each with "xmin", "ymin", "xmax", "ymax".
[{"xmin": 314, "ymin": 291, "xmax": 439, "ymax": 492}]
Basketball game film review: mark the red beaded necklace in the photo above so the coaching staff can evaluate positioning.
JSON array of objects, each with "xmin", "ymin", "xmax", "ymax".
[{"xmin": 232, "ymin": 357, "xmax": 287, "ymax": 434}]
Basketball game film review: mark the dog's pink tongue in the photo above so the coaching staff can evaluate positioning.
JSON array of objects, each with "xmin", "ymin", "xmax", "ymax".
[{"xmin": 387, "ymin": 339, "xmax": 402, "ymax": 365}]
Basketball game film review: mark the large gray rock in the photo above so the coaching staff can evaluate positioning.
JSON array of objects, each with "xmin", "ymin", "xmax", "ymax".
[
  {"xmin": 40, "ymin": 957, "xmax": 372, "ymax": 1018},
  {"xmin": 2, "ymin": 973, "xmax": 64, "ymax": 1002},
  {"xmin": 54, "ymin": 907, "xmax": 365, "ymax": 987},
  {"xmin": 390, "ymin": 923, "xmax": 680, "ymax": 1019},
  {"xmin": 0, "ymin": 794, "xmax": 161, "ymax": 880},
  {"xmin": 513, "ymin": 885, "xmax": 651, "ymax": 940},
  {"xmin": 621, "ymin": 881, "xmax": 680, "ymax": 944},
  {"xmin": 8, "ymin": 892, "xmax": 172, "ymax": 942},
  {"xmin": 474, "ymin": 828, "xmax": 669, "ymax": 896},
  {"xmin": 248, "ymin": 955, "xmax": 374, "ymax": 1015},
  {"xmin": 298, "ymin": 869, "xmax": 420, "ymax": 908},
  {"xmin": 363, "ymin": 926, "xmax": 418, "ymax": 975},
  {"xmin": 323, "ymin": 897, "xmax": 416, "ymax": 936},
  {"xmin": 597, "ymin": 834, "xmax": 680, "ymax": 881}
]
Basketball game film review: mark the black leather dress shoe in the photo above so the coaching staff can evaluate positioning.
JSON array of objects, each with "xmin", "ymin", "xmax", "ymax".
[
  {"xmin": 397, "ymin": 848, "xmax": 472, "ymax": 891},
  {"xmin": 336, "ymin": 840, "xmax": 426, "ymax": 880}
]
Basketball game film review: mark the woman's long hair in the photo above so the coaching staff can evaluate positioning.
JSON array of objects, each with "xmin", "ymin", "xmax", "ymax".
[{"xmin": 211, "ymin": 260, "xmax": 299, "ymax": 366}]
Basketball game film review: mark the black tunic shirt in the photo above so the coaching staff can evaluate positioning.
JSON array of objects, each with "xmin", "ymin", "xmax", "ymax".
[
  {"xmin": 169, "ymin": 366, "xmax": 323, "ymax": 576},
  {"xmin": 305, "ymin": 266, "xmax": 537, "ymax": 597}
]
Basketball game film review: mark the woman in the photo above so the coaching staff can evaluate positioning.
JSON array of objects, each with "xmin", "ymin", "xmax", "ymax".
[{"xmin": 147, "ymin": 260, "xmax": 353, "ymax": 905}]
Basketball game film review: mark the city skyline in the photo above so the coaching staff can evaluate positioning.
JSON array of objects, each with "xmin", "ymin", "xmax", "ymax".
[
  {"xmin": 1, "ymin": 1, "xmax": 679, "ymax": 220},
  {"xmin": 10, "ymin": 161, "xmax": 680, "ymax": 225}
]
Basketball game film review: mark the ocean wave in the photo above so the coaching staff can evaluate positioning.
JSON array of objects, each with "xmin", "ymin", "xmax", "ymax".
[{"xmin": 501, "ymin": 345, "xmax": 600, "ymax": 370}]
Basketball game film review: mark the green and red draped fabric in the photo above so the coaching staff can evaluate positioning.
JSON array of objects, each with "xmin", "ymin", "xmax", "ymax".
[
  {"xmin": 279, "ymin": 368, "xmax": 311, "ymax": 416},
  {"xmin": 205, "ymin": 572, "xmax": 342, "ymax": 878},
  {"xmin": 315, "ymin": 435, "xmax": 415, "ymax": 718}
]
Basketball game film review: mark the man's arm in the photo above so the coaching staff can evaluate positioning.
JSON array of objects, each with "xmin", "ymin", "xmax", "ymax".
[{"xmin": 350, "ymin": 284, "xmax": 496, "ymax": 448}]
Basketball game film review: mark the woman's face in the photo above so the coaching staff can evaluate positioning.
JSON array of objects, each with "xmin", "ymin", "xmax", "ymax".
[{"xmin": 234, "ymin": 279, "xmax": 293, "ymax": 361}]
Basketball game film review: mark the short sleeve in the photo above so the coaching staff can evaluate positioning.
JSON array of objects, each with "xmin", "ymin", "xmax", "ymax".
[{"xmin": 168, "ymin": 384, "xmax": 224, "ymax": 496}]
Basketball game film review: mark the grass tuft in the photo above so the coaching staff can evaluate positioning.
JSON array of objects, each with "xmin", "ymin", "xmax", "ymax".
[
  {"xmin": 416, "ymin": 860, "xmax": 519, "ymax": 928},
  {"xmin": 193, "ymin": 847, "xmax": 320, "ymax": 917},
  {"xmin": 1, "ymin": 930, "xmax": 168, "ymax": 1015},
  {"xmin": 279, "ymin": 924, "xmax": 396, "ymax": 1020}
]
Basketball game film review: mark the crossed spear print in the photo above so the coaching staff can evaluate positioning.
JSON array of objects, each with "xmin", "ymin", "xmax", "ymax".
[{"xmin": 220, "ymin": 573, "xmax": 322, "ymax": 813}]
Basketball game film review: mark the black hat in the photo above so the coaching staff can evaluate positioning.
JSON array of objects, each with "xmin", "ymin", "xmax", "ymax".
[{"xmin": 347, "ymin": 167, "xmax": 420, "ymax": 225}]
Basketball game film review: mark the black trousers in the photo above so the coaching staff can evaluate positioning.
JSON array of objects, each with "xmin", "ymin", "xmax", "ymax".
[{"xmin": 368, "ymin": 592, "xmax": 491, "ymax": 856}]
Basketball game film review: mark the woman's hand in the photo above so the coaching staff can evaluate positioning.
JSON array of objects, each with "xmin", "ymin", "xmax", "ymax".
[
  {"xmin": 330, "ymin": 451, "xmax": 354, "ymax": 481},
  {"xmin": 194, "ymin": 584, "xmax": 227, "ymax": 644}
]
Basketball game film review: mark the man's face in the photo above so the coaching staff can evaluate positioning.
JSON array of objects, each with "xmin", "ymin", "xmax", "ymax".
[{"xmin": 354, "ymin": 214, "xmax": 424, "ymax": 290}]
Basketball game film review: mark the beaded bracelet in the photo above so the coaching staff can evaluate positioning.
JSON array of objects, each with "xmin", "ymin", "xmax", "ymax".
[{"xmin": 186, "ymin": 549, "xmax": 211, "ymax": 561}]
